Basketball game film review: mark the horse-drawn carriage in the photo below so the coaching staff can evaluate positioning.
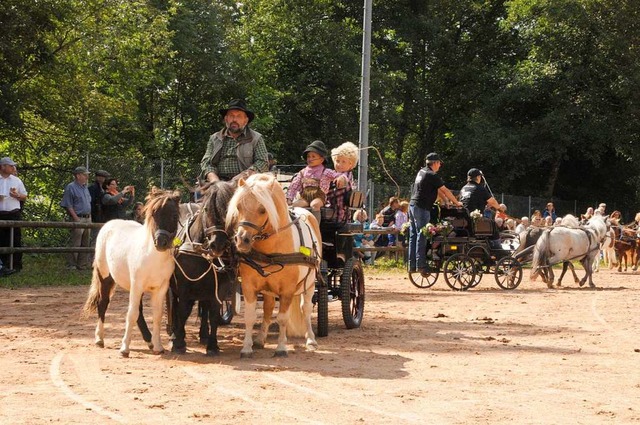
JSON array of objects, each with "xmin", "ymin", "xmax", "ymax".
[{"xmin": 407, "ymin": 207, "xmax": 523, "ymax": 291}]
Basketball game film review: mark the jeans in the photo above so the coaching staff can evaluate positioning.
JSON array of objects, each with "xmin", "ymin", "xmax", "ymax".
[{"xmin": 408, "ymin": 205, "xmax": 431, "ymax": 271}]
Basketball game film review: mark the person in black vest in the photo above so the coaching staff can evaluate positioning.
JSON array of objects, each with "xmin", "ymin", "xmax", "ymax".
[
  {"xmin": 88, "ymin": 170, "xmax": 110, "ymax": 223},
  {"xmin": 200, "ymin": 99, "xmax": 268, "ymax": 182},
  {"xmin": 408, "ymin": 153, "xmax": 461, "ymax": 274}
]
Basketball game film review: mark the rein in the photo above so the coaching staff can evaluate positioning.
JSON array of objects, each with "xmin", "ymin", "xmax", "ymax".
[
  {"xmin": 238, "ymin": 212, "xmax": 321, "ymax": 295},
  {"xmin": 237, "ymin": 215, "xmax": 301, "ymax": 242}
]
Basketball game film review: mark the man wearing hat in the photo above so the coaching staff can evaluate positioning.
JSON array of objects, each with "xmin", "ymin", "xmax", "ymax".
[
  {"xmin": 459, "ymin": 168, "xmax": 503, "ymax": 214},
  {"xmin": 89, "ymin": 169, "xmax": 110, "ymax": 223},
  {"xmin": 200, "ymin": 99, "xmax": 269, "ymax": 182},
  {"xmin": 408, "ymin": 153, "xmax": 462, "ymax": 274},
  {"xmin": 0, "ymin": 157, "xmax": 28, "ymax": 273},
  {"xmin": 60, "ymin": 166, "xmax": 92, "ymax": 270}
]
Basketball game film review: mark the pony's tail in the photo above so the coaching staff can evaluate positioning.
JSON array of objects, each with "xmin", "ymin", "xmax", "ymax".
[
  {"xmin": 286, "ymin": 294, "xmax": 306, "ymax": 337},
  {"xmin": 82, "ymin": 267, "xmax": 103, "ymax": 317},
  {"xmin": 530, "ymin": 229, "xmax": 551, "ymax": 281}
]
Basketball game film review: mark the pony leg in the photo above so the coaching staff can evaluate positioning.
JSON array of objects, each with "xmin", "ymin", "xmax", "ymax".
[
  {"xmin": 171, "ymin": 296, "xmax": 192, "ymax": 354},
  {"xmin": 137, "ymin": 300, "xmax": 153, "ymax": 349},
  {"xmin": 149, "ymin": 287, "xmax": 167, "ymax": 354},
  {"xmin": 241, "ymin": 297, "xmax": 258, "ymax": 358},
  {"xmin": 568, "ymin": 262, "xmax": 580, "ymax": 285},
  {"xmin": 199, "ymin": 301, "xmax": 210, "ymax": 345},
  {"xmin": 205, "ymin": 301, "xmax": 221, "ymax": 357},
  {"xmin": 274, "ymin": 296, "xmax": 294, "ymax": 357},
  {"xmin": 120, "ymin": 287, "xmax": 143, "ymax": 357},
  {"xmin": 546, "ymin": 268, "xmax": 555, "ymax": 289},
  {"xmin": 302, "ymin": 288, "xmax": 318, "ymax": 351},
  {"xmin": 255, "ymin": 294, "xmax": 275, "ymax": 349},
  {"xmin": 94, "ymin": 273, "xmax": 115, "ymax": 348}
]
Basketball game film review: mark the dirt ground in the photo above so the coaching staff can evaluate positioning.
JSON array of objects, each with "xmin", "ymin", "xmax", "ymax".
[{"xmin": 0, "ymin": 268, "xmax": 639, "ymax": 425}]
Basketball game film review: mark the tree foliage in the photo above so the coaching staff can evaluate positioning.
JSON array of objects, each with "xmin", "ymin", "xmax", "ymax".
[{"xmin": 1, "ymin": 0, "xmax": 639, "ymax": 215}]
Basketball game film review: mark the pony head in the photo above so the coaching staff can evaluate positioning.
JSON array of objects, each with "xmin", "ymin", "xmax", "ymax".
[
  {"xmin": 197, "ymin": 180, "xmax": 237, "ymax": 257},
  {"xmin": 144, "ymin": 187, "xmax": 182, "ymax": 251},
  {"xmin": 226, "ymin": 173, "xmax": 287, "ymax": 253}
]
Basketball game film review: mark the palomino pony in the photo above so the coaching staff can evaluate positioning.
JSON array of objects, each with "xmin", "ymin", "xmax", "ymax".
[
  {"xmin": 84, "ymin": 187, "xmax": 181, "ymax": 357},
  {"xmin": 169, "ymin": 180, "xmax": 237, "ymax": 356},
  {"xmin": 531, "ymin": 215, "xmax": 608, "ymax": 288},
  {"xmin": 226, "ymin": 173, "xmax": 322, "ymax": 358}
]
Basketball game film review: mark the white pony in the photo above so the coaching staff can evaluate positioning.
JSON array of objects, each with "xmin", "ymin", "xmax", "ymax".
[
  {"xmin": 84, "ymin": 188, "xmax": 181, "ymax": 357},
  {"xmin": 531, "ymin": 215, "xmax": 608, "ymax": 288},
  {"xmin": 593, "ymin": 227, "xmax": 617, "ymax": 272}
]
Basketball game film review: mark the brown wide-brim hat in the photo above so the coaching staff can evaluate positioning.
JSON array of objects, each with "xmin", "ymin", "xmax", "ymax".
[{"xmin": 219, "ymin": 99, "xmax": 255, "ymax": 123}]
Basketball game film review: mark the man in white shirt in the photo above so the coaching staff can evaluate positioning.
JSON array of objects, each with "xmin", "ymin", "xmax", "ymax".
[{"xmin": 0, "ymin": 157, "xmax": 28, "ymax": 273}]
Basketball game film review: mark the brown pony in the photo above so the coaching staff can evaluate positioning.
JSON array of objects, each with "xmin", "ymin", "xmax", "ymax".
[
  {"xmin": 226, "ymin": 173, "xmax": 322, "ymax": 357},
  {"xmin": 613, "ymin": 225, "xmax": 638, "ymax": 272}
]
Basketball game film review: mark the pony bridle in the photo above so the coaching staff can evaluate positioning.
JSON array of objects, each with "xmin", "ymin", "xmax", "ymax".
[
  {"xmin": 201, "ymin": 207, "xmax": 230, "ymax": 250},
  {"xmin": 237, "ymin": 218, "xmax": 271, "ymax": 241}
]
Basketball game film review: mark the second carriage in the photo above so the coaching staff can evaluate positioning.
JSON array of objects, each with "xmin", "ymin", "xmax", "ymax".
[{"xmin": 408, "ymin": 206, "xmax": 523, "ymax": 291}]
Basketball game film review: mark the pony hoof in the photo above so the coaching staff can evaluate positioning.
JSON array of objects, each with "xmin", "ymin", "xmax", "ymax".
[
  {"xmin": 172, "ymin": 346, "xmax": 187, "ymax": 354},
  {"xmin": 199, "ymin": 338, "xmax": 209, "ymax": 345},
  {"xmin": 120, "ymin": 351, "xmax": 130, "ymax": 358},
  {"xmin": 147, "ymin": 342, "xmax": 154, "ymax": 350},
  {"xmin": 253, "ymin": 341, "xmax": 265, "ymax": 349},
  {"xmin": 152, "ymin": 349, "xmax": 165, "ymax": 355},
  {"xmin": 273, "ymin": 350, "xmax": 288, "ymax": 358},
  {"xmin": 206, "ymin": 349, "xmax": 220, "ymax": 357},
  {"xmin": 240, "ymin": 352, "xmax": 253, "ymax": 359},
  {"xmin": 95, "ymin": 340, "xmax": 104, "ymax": 348}
]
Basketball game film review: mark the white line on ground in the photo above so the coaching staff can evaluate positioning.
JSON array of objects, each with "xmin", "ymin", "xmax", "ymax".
[{"xmin": 49, "ymin": 352, "xmax": 126, "ymax": 424}]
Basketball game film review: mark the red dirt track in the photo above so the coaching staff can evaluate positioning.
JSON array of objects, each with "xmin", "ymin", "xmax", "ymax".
[{"xmin": 1, "ymin": 269, "xmax": 639, "ymax": 424}]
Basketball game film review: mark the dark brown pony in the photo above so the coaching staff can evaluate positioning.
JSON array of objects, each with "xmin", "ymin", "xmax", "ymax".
[{"xmin": 613, "ymin": 225, "xmax": 639, "ymax": 272}]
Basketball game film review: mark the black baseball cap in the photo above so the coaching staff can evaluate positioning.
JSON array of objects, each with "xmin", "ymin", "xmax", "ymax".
[
  {"xmin": 426, "ymin": 152, "xmax": 443, "ymax": 163},
  {"xmin": 467, "ymin": 168, "xmax": 483, "ymax": 178}
]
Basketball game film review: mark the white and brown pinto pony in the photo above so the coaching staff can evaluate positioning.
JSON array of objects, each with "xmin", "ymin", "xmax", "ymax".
[
  {"xmin": 226, "ymin": 173, "xmax": 321, "ymax": 358},
  {"xmin": 531, "ymin": 215, "xmax": 608, "ymax": 288},
  {"xmin": 84, "ymin": 187, "xmax": 181, "ymax": 357}
]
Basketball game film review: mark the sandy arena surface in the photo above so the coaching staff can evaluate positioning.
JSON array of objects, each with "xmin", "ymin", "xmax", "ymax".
[{"xmin": 0, "ymin": 268, "xmax": 639, "ymax": 424}]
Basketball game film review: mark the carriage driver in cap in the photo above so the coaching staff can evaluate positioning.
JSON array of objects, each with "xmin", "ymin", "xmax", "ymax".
[
  {"xmin": 200, "ymin": 99, "xmax": 269, "ymax": 182},
  {"xmin": 459, "ymin": 168, "xmax": 505, "ymax": 215}
]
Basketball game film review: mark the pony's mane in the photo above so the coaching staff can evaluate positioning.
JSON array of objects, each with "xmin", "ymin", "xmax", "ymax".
[
  {"xmin": 561, "ymin": 214, "xmax": 580, "ymax": 228},
  {"xmin": 143, "ymin": 187, "xmax": 181, "ymax": 232},
  {"xmin": 227, "ymin": 173, "xmax": 287, "ymax": 229},
  {"xmin": 193, "ymin": 180, "xmax": 236, "ymax": 234}
]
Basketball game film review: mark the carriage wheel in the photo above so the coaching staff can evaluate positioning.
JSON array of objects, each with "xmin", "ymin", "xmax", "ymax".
[
  {"xmin": 316, "ymin": 280, "xmax": 329, "ymax": 337},
  {"xmin": 315, "ymin": 260, "xmax": 330, "ymax": 337},
  {"xmin": 494, "ymin": 256, "xmax": 523, "ymax": 290},
  {"xmin": 340, "ymin": 257, "xmax": 365, "ymax": 329},
  {"xmin": 219, "ymin": 299, "xmax": 234, "ymax": 325},
  {"xmin": 443, "ymin": 253, "xmax": 476, "ymax": 291},
  {"xmin": 408, "ymin": 259, "xmax": 439, "ymax": 288},
  {"xmin": 466, "ymin": 245, "xmax": 489, "ymax": 289}
]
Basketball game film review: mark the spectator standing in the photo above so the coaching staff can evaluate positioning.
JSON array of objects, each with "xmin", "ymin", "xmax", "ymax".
[
  {"xmin": 200, "ymin": 99, "xmax": 268, "ymax": 182},
  {"xmin": 542, "ymin": 202, "xmax": 557, "ymax": 222},
  {"xmin": 408, "ymin": 153, "xmax": 462, "ymax": 274},
  {"xmin": 88, "ymin": 170, "xmax": 110, "ymax": 223},
  {"xmin": 101, "ymin": 178, "xmax": 135, "ymax": 221},
  {"xmin": 531, "ymin": 209, "xmax": 543, "ymax": 226},
  {"xmin": 60, "ymin": 166, "xmax": 92, "ymax": 270},
  {"xmin": 377, "ymin": 197, "xmax": 400, "ymax": 247},
  {"xmin": 0, "ymin": 157, "xmax": 27, "ymax": 272},
  {"xmin": 597, "ymin": 203, "xmax": 607, "ymax": 216},
  {"xmin": 581, "ymin": 206, "xmax": 594, "ymax": 223}
]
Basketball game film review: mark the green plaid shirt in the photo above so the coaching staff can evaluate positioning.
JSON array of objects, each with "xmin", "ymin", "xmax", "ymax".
[{"xmin": 200, "ymin": 127, "xmax": 268, "ymax": 179}]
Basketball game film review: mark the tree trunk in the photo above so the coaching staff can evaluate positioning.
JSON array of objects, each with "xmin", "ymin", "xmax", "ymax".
[{"xmin": 544, "ymin": 156, "xmax": 561, "ymax": 199}]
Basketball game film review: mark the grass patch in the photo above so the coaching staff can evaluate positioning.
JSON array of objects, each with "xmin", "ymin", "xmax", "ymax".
[
  {"xmin": 363, "ymin": 256, "xmax": 406, "ymax": 275},
  {"xmin": 0, "ymin": 255, "xmax": 91, "ymax": 288}
]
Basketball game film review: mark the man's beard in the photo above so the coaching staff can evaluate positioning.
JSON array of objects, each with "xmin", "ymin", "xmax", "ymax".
[{"xmin": 227, "ymin": 122, "xmax": 245, "ymax": 134}]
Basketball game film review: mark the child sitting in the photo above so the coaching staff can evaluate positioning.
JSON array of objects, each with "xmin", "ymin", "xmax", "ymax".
[
  {"xmin": 286, "ymin": 140, "xmax": 340, "ymax": 222},
  {"xmin": 326, "ymin": 142, "xmax": 359, "ymax": 222}
]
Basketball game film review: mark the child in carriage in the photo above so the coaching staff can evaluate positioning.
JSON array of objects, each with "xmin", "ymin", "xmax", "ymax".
[
  {"xmin": 326, "ymin": 142, "xmax": 359, "ymax": 223},
  {"xmin": 286, "ymin": 140, "xmax": 342, "ymax": 223}
]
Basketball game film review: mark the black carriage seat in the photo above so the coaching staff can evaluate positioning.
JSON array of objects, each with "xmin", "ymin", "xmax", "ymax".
[
  {"xmin": 474, "ymin": 217, "xmax": 502, "ymax": 249},
  {"xmin": 439, "ymin": 207, "xmax": 472, "ymax": 237}
]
